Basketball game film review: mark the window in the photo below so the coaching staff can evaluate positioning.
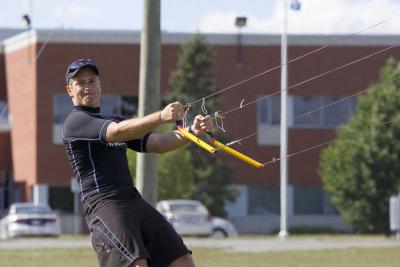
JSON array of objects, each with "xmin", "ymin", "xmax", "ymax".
[
  {"xmin": 0, "ymin": 101, "xmax": 10, "ymax": 131},
  {"xmin": 294, "ymin": 185, "xmax": 338, "ymax": 215},
  {"xmin": 54, "ymin": 95, "xmax": 73, "ymax": 125},
  {"xmin": 52, "ymin": 94, "xmax": 138, "ymax": 144},
  {"xmin": 258, "ymin": 96, "xmax": 281, "ymax": 126},
  {"xmin": 257, "ymin": 96, "xmax": 282, "ymax": 145},
  {"xmin": 293, "ymin": 96, "xmax": 322, "ymax": 127},
  {"xmin": 323, "ymin": 192, "xmax": 338, "ymax": 215},
  {"xmin": 293, "ymin": 95, "xmax": 357, "ymax": 128},
  {"xmin": 121, "ymin": 96, "xmax": 139, "ymax": 118},
  {"xmin": 257, "ymin": 94, "xmax": 357, "ymax": 133},
  {"xmin": 248, "ymin": 185, "xmax": 280, "ymax": 215},
  {"xmin": 322, "ymin": 96, "xmax": 356, "ymax": 127},
  {"xmin": 100, "ymin": 95, "xmax": 121, "ymax": 116},
  {"xmin": 53, "ymin": 95, "xmax": 73, "ymax": 144},
  {"xmin": 294, "ymin": 186, "xmax": 323, "ymax": 214}
]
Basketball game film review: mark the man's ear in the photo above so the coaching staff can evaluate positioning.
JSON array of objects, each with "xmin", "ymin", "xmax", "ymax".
[{"xmin": 65, "ymin": 85, "xmax": 73, "ymax": 98}]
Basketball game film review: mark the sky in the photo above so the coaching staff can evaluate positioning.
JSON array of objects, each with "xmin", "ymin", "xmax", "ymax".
[{"xmin": 1, "ymin": 0, "xmax": 400, "ymax": 34}]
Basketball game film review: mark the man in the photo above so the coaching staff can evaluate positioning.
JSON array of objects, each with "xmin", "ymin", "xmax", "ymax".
[{"xmin": 63, "ymin": 59, "xmax": 212, "ymax": 267}]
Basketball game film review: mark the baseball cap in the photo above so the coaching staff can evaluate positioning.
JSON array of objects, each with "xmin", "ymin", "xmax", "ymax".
[{"xmin": 65, "ymin": 59, "xmax": 100, "ymax": 84}]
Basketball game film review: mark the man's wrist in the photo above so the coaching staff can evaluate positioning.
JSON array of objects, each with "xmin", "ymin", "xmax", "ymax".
[
  {"xmin": 158, "ymin": 111, "xmax": 164, "ymax": 123},
  {"xmin": 186, "ymin": 125, "xmax": 197, "ymax": 135}
]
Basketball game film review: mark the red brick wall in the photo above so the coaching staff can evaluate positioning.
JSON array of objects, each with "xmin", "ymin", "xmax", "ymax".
[
  {"xmin": 5, "ymin": 43, "xmax": 37, "ymax": 189},
  {"xmin": 206, "ymin": 44, "xmax": 400, "ymax": 185},
  {"xmin": 34, "ymin": 42, "xmax": 182, "ymax": 185},
  {"xmin": 35, "ymin": 42, "xmax": 143, "ymax": 184},
  {"xmin": 5, "ymin": 36, "xmax": 400, "ymax": 195}
]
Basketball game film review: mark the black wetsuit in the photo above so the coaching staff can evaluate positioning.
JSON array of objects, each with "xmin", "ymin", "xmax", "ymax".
[{"xmin": 63, "ymin": 106, "xmax": 190, "ymax": 267}]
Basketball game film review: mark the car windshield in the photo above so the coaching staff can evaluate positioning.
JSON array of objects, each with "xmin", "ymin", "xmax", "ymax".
[
  {"xmin": 169, "ymin": 203, "xmax": 206, "ymax": 213},
  {"xmin": 15, "ymin": 205, "xmax": 51, "ymax": 214}
]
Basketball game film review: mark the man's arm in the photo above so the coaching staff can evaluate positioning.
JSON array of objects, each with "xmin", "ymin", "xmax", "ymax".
[
  {"xmin": 105, "ymin": 102, "xmax": 184, "ymax": 142},
  {"xmin": 146, "ymin": 115, "xmax": 213, "ymax": 153},
  {"xmin": 146, "ymin": 130, "xmax": 189, "ymax": 153}
]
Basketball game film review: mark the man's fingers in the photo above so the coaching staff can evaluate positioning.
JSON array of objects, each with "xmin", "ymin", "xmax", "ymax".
[
  {"xmin": 160, "ymin": 102, "xmax": 185, "ymax": 122},
  {"xmin": 196, "ymin": 115, "xmax": 212, "ymax": 123},
  {"xmin": 203, "ymin": 115, "xmax": 212, "ymax": 121},
  {"xmin": 168, "ymin": 102, "xmax": 184, "ymax": 121},
  {"xmin": 189, "ymin": 114, "xmax": 214, "ymax": 134}
]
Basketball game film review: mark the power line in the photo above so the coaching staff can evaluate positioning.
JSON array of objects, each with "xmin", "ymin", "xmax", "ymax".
[
  {"xmin": 185, "ymin": 11, "xmax": 400, "ymax": 107},
  {"xmin": 34, "ymin": 0, "xmax": 75, "ymax": 62},
  {"xmin": 219, "ymin": 44, "xmax": 397, "ymax": 118},
  {"xmin": 219, "ymin": 75, "xmax": 400, "ymax": 151},
  {"xmin": 263, "ymin": 119, "xmax": 395, "ymax": 166}
]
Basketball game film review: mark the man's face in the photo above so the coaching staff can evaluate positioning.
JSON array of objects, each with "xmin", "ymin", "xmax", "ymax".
[{"xmin": 66, "ymin": 67, "xmax": 101, "ymax": 108}]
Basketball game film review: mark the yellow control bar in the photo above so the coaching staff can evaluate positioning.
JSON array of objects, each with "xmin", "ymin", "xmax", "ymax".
[
  {"xmin": 178, "ymin": 128, "xmax": 217, "ymax": 154},
  {"xmin": 211, "ymin": 139, "xmax": 264, "ymax": 168}
]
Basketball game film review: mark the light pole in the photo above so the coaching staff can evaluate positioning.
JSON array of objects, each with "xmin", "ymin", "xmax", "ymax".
[
  {"xmin": 22, "ymin": 14, "xmax": 32, "ymax": 30},
  {"xmin": 235, "ymin": 16, "xmax": 247, "ymax": 65},
  {"xmin": 279, "ymin": 0, "xmax": 289, "ymax": 238},
  {"xmin": 22, "ymin": 0, "xmax": 33, "ymax": 30}
]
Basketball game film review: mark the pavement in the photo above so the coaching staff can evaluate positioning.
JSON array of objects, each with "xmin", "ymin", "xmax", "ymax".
[
  {"xmin": 0, "ymin": 236, "xmax": 400, "ymax": 252},
  {"xmin": 185, "ymin": 237, "xmax": 400, "ymax": 252}
]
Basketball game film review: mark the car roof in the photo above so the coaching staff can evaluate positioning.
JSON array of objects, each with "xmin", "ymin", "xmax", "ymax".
[
  {"xmin": 11, "ymin": 202, "xmax": 50, "ymax": 208},
  {"xmin": 158, "ymin": 199, "xmax": 201, "ymax": 204}
]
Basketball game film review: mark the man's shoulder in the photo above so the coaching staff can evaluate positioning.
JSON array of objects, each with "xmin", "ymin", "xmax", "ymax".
[
  {"xmin": 63, "ymin": 109, "xmax": 91, "ymax": 126},
  {"xmin": 62, "ymin": 109, "xmax": 115, "ymax": 141},
  {"xmin": 62, "ymin": 110, "xmax": 97, "ymax": 137}
]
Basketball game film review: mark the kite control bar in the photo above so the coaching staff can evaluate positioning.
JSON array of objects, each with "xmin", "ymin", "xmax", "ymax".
[
  {"xmin": 176, "ymin": 120, "xmax": 264, "ymax": 168},
  {"xmin": 176, "ymin": 120, "xmax": 217, "ymax": 154},
  {"xmin": 206, "ymin": 132, "xmax": 264, "ymax": 169}
]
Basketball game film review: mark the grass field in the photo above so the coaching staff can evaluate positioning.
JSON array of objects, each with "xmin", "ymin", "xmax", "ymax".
[{"xmin": 0, "ymin": 246, "xmax": 399, "ymax": 267}]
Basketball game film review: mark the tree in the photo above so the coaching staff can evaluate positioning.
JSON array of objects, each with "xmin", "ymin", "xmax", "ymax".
[
  {"xmin": 167, "ymin": 34, "xmax": 237, "ymax": 217},
  {"xmin": 127, "ymin": 124, "xmax": 196, "ymax": 200},
  {"xmin": 167, "ymin": 35, "xmax": 218, "ymax": 115},
  {"xmin": 127, "ymin": 35, "xmax": 237, "ymax": 216},
  {"xmin": 319, "ymin": 57, "xmax": 400, "ymax": 233}
]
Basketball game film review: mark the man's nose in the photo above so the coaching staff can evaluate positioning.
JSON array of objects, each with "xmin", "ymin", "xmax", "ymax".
[{"xmin": 83, "ymin": 83, "xmax": 93, "ymax": 90}]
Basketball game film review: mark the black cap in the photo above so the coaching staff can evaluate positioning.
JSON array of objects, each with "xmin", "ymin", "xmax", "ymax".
[{"xmin": 65, "ymin": 59, "xmax": 100, "ymax": 85}]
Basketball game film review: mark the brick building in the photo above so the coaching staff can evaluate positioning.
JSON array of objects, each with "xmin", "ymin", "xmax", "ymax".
[{"xmin": 1, "ymin": 29, "xmax": 399, "ymax": 233}]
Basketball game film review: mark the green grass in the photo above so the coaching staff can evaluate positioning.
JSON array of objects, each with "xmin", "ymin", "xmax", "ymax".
[
  {"xmin": 0, "ymin": 248, "xmax": 98, "ymax": 267},
  {"xmin": 194, "ymin": 247, "xmax": 400, "ymax": 267},
  {"xmin": 0, "ymin": 247, "xmax": 399, "ymax": 267}
]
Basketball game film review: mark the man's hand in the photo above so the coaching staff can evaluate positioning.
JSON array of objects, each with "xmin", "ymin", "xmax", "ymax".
[
  {"xmin": 160, "ymin": 102, "xmax": 185, "ymax": 122},
  {"xmin": 190, "ymin": 115, "xmax": 213, "ymax": 136}
]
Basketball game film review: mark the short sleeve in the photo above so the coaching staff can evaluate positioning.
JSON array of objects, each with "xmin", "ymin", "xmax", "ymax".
[
  {"xmin": 63, "ymin": 111, "xmax": 112, "ymax": 142},
  {"xmin": 126, "ymin": 133, "xmax": 152, "ymax": 152}
]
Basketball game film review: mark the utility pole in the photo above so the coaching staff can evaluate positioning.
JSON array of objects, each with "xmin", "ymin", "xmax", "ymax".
[
  {"xmin": 279, "ymin": 0, "xmax": 289, "ymax": 238},
  {"xmin": 136, "ymin": 0, "xmax": 161, "ymax": 206}
]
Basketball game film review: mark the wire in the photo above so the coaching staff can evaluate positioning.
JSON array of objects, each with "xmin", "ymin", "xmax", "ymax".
[
  {"xmin": 220, "ymin": 44, "xmax": 398, "ymax": 118},
  {"xmin": 34, "ymin": 0, "xmax": 75, "ymax": 62},
  {"xmin": 214, "ymin": 75, "xmax": 400, "ymax": 152},
  {"xmin": 262, "ymin": 119, "xmax": 394, "ymax": 165},
  {"xmin": 185, "ymin": 11, "xmax": 400, "ymax": 107}
]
